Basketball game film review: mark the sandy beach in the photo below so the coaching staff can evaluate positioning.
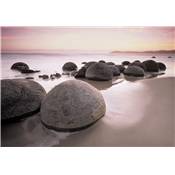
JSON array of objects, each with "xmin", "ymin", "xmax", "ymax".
[{"xmin": 1, "ymin": 76, "xmax": 174, "ymax": 147}]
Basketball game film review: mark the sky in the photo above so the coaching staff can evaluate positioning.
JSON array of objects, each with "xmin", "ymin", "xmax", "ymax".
[{"xmin": 1, "ymin": 27, "xmax": 174, "ymax": 53}]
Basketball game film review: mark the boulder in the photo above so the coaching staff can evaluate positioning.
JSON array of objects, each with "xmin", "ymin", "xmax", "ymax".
[
  {"xmin": 108, "ymin": 65, "xmax": 120, "ymax": 76},
  {"xmin": 62, "ymin": 62, "xmax": 78, "ymax": 71},
  {"xmin": 122, "ymin": 61, "xmax": 130, "ymax": 66},
  {"xmin": 75, "ymin": 67, "xmax": 86, "ymax": 78},
  {"xmin": 41, "ymin": 80, "xmax": 106, "ymax": 131},
  {"xmin": 1, "ymin": 79, "xmax": 46, "ymax": 122},
  {"xmin": 157, "ymin": 62, "xmax": 166, "ymax": 71},
  {"xmin": 85, "ymin": 62, "xmax": 113, "ymax": 81},
  {"xmin": 142, "ymin": 60, "xmax": 159, "ymax": 72},
  {"xmin": 54, "ymin": 73, "xmax": 61, "ymax": 78},
  {"xmin": 11, "ymin": 62, "xmax": 29, "ymax": 71},
  {"xmin": 124, "ymin": 65, "xmax": 145, "ymax": 77}
]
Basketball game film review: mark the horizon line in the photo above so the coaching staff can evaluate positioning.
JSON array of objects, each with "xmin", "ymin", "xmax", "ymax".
[{"xmin": 2, "ymin": 49, "xmax": 175, "ymax": 54}]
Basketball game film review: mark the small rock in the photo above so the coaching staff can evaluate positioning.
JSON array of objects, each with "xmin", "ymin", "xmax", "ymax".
[{"xmin": 39, "ymin": 75, "xmax": 49, "ymax": 79}]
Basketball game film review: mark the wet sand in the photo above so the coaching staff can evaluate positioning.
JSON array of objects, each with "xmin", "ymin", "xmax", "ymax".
[{"xmin": 1, "ymin": 77, "xmax": 175, "ymax": 147}]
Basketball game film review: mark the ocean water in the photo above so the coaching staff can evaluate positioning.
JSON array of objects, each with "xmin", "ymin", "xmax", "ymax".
[{"xmin": 1, "ymin": 52, "xmax": 175, "ymax": 92}]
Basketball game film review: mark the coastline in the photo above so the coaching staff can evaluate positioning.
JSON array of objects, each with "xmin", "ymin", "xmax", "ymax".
[{"xmin": 1, "ymin": 76, "xmax": 175, "ymax": 147}]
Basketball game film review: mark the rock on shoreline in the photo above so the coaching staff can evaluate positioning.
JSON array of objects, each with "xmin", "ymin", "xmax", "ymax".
[
  {"xmin": 1, "ymin": 79, "xmax": 46, "ymax": 122},
  {"xmin": 41, "ymin": 80, "xmax": 106, "ymax": 132}
]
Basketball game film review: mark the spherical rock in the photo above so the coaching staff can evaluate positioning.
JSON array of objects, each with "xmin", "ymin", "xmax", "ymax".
[
  {"xmin": 41, "ymin": 80, "xmax": 106, "ymax": 131},
  {"xmin": 85, "ymin": 62, "xmax": 113, "ymax": 81},
  {"xmin": 122, "ymin": 61, "xmax": 130, "ymax": 66},
  {"xmin": 75, "ymin": 67, "xmax": 86, "ymax": 78},
  {"xmin": 1, "ymin": 79, "xmax": 46, "ymax": 122},
  {"xmin": 142, "ymin": 60, "xmax": 159, "ymax": 72},
  {"xmin": 62, "ymin": 62, "xmax": 78, "ymax": 71},
  {"xmin": 108, "ymin": 65, "xmax": 120, "ymax": 76},
  {"xmin": 11, "ymin": 62, "xmax": 29, "ymax": 71},
  {"xmin": 157, "ymin": 62, "xmax": 166, "ymax": 71},
  {"xmin": 124, "ymin": 66, "xmax": 145, "ymax": 77}
]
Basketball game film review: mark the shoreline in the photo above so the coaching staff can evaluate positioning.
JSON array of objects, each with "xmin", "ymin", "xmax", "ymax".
[{"xmin": 1, "ymin": 76, "xmax": 175, "ymax": 147}]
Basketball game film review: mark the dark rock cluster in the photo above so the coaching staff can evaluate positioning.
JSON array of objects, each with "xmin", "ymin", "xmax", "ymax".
[{"xmin": 70, "ymin": 59, "xmax": 167, "ymax": 81}]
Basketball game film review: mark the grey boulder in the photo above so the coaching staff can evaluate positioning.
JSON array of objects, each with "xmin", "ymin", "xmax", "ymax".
[
  {"xmin": 62, "ymin": 62, "xmax": 78, "ymax": 71},
  {"xmin": 142, "ymin": 60, "xmax": 159, "ymax": 72},
  {"xmin": 11, "ymin": 62, "xmax": 29, "ymax": 71},
  {"xmin": 124, "ymin": 66, "xmax": 145, "ymax": 77},
  {"xmin": 85, "ymin": 62, "xmax": 113, "ymax": 81},
  {"xmin": 1, "ymin": 79, "xmax": 46, "ymax": 122},
  {"xmin": 41, "ymin": 80, "xmax": 106, "ymax": 132}
]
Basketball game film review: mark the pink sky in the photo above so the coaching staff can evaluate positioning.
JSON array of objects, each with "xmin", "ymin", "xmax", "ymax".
[{"xmin": 1, "ymin": 27, "xmax": 174, "ymax": 53}]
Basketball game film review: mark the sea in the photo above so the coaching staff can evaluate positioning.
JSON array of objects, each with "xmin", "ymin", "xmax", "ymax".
[{"xmin": 1, "ymin": 52, "xmax": 175, "ymax": 92}]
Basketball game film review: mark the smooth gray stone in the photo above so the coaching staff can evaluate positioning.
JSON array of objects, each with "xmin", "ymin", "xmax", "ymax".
[
  {"xmin": 124, "ymin": 65, "xmax": 145, "ymax": 77},
  {"xmin": 41, "ymin": 80, "xmax": 106, "ymax": 132},
  {"xmin": 62, "ymin": 62, "xmax": 77, "ymax": 71},
  {"xmin": 85, "ymin": 62, "xmax": 113, "ymax": 81},
  {"xmin": 1, "ymin": 79, "xmax": 46, "ymax": 122}
]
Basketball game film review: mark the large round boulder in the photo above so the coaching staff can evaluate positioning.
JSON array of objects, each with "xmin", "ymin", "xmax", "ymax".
[
  {"xmin": 11, "ymin": 62, "xmax": 29, "ymax": 71},
  {"xmin": 62, "ymin": 62, "xmax": 78, "ymax": 71},
  {"xmin": 157, "ymin": 62, "xmax": 166, "ymax": 71},
  {"xmin": 1, "ymin": 79, "xmax": 46, "ymax": 122},
  {"xmin": 41, "ymin": 80, "xmax": 106, "ymax": 131},
  {"xmin": 85, "ymin": 62, "xmax": 113, "ymax": 81},
  {"xmin": 124, "ymin": 66, "xmax": 145, "ymax": 77},
  {"xmin": 142, "ymin": 60, "xmax": 159, "ymax": 72}
]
